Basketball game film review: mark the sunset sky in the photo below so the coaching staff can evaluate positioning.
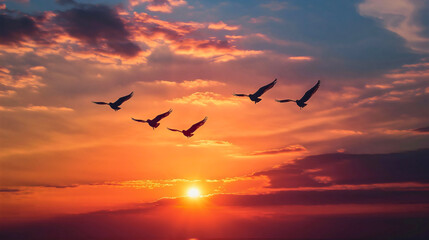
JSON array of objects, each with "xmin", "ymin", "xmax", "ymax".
[{"xmin": 1, "ymin": 0, "xmax": 429, "ymax": 239}]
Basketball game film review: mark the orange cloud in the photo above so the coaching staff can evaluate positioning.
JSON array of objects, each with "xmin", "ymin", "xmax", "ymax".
[
  {"xmin": 208, "ymin": 21, "xmax": 240, "ymax": 31},
  {"xmin": 172, "ymin": 39, "xmax": 262, "ymax": 62},
  {"xmin": 0, "ymin": 105, "xmax": 74, "ymax": 112},
  {"xmin": 177, "ymin": 140, "xmax": 233, "ymax": 148},
  {"xmin": 0, "ymin": 90, "xmax": 16, "ymax": 97},
  {"xmin": 168, "ymin": 92, "xmax": 241, "ymax": 106},
  {"xmin": 142, "ymin": 79, "xmax": 226, "ymax": 88},
  {"xmin": 0, "ymin": 68, "xmax": 45, "ymax": 89},
  {"xmin": 130, "ymin": 0, "xmax": 187, "ymax": 13},
  {"xmin": 249, "ymin": 144, "xmax": 307, "ymax": 156},
  {"xmin": 288, "ymin": 56, "xmax": 313, "ymax": 61}
]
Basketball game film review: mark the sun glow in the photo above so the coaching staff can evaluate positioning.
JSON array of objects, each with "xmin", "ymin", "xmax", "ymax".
[{"xmin": 187, "ymin": 187, "xmax": 201, "ymax": 198}]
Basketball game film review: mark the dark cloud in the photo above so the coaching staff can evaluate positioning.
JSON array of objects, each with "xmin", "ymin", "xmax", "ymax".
[
  {"xmin": 0, "ymin": 188, "xmax": 20, "ymax": 193},
  {"xmin": 0, "ymin": 14, "xmax": 41, "ymax": 45},
  {"xmin": 1, "ymin": 193, "xmax": 428, "ymax": 240},
  {"xmin": 54, "ymin": 4, "xmax": 141, "ymax": 57},
  {"xmin": 414, "ymin": 127, "xmax": 429, "ymax": 133},
  {"xmin": 254, "ymin": 148, "xmax": 429, "ymax": 188},
  {"xmin": 55, "ymin": 0, "xmax": 77, "ymax": 6},
  {"xmin": 150, "ymin": 189, "xmax": 429, "ymax": 207}
]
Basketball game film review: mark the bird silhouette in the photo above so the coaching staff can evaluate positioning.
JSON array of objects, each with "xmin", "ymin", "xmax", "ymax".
[
  {"xmin": 93, "ymin": 92, "xmax": 133, "ymax": 111},
  {"xmin": 234, "ymin": 79, "xmax": 277, "ymax": 103},
  {"xmin": 132, "ymin": 109, "xmax": 172, "ymax": 130},
  {"xmin": 167, "ymin": 117, "xmax": 208, "ymax": 138},
  {"xmin": 276, "ymin": 80, "xmax": 320, "ymax": 109}
]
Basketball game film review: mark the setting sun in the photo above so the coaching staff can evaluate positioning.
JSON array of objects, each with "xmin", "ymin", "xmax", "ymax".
[{"xmin": 187, "ymin": 187, "xmax": 201, "ymax": 198}]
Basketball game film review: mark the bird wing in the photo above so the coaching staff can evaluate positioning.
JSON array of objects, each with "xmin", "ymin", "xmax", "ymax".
[
  {"xmin": 131, "ymin": 118, "xmax": 146, "ymax": 123},
  {"xmin": 93, "ymin": 101, "xmax": 108, "ymax": 105},
  {"xmin": 275, "ymin": 99, "xmax": 294, "ymax": 103},
  {"xmin": 187, "ymin": 117, "xmax": 208, "ymax": 133},
  {"xmin": 113, "ymin": 92, "xmax": 133, "ymax": 106},
  {"xmin": 152, "ymin": 109, "xmax": 172, "ymax": 122},
  {"xmin": 299, "ymin": 80, "xmax": 320, "ymax": 103},
  {"xmin": 167, "ymin": 128, "xmax": 182, "ymax": 132},
  {"xmin": 233, "ymin": 94, "xmax": 248, "ymax": 97},
  {"xmin": 253, "ymin": 79, "xmax": 277, "ymax": 97}
]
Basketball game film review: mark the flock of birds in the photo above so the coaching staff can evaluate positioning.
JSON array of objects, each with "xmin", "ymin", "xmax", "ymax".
[{"xmin": 93, "ymin": 79, "xmax": 321, "ymax": 137}]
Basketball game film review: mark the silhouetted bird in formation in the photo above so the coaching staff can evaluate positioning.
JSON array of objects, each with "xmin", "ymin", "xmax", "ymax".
[
  {"xmin": 93, "ymin": 92, "xmax": 133, "ymax": 111},
  {"xmin": 167, "ymin": 117, "xmax": 208, "ymax": 138},
  {"xmin": 234, "ymin": 79, "xmax": 277, "ymax": 103},
  {"xmin": 132, "ymin": 109, "xmax": 172, "ymax": 130},
  {"xmin": 276, "ymin": 80, "xmax": 320, "ymax": 109}
]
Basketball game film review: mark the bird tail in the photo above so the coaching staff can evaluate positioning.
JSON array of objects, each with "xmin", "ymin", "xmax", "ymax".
[
  {"xmin": 254, "ymin": 98, "xmax": 262, "ymax": 103},
  {"xmin": 233, "ymin": 94, "xmax": 249, "ymax": 97},
  {"xmin": 275, "ymin": 99, "xmax": 295, "ymax": 103}
]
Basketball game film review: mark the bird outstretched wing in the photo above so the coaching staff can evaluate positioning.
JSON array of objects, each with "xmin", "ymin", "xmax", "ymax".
[
  {"xmin": 275, "ymin": 99, "xmax": 294, "ymax": 103},
  {"xmin": 187, "ymin": 117, "xmax": 208, "ymax": 133},
  {"xmin": 253, "ymin": 79, "xmax": 277, "ymax": 97},
  {"xmin": 113, "ymin": 92, "xmax": 133, "ymax": 106},
  {"xmin": 132, "ymin": 118, "xmax": 146, "ymax": 123},
  {"xmin": 299, "ymin": 80, "xmax": 320, "ymax": 103},
  {"xmin": 152, "ymin": 109, "xmax": 172, "ymax": 123},
  {"xmin": 167, "ymin": 128, "xmax": 182, "ymax": 132},
  {"xmin": 93, "ymin": 101, "xmax": 108, "ymax": 105},
  {"xmin": 233, "ymin": 94, "xmax": 249, "ymax": 97}
]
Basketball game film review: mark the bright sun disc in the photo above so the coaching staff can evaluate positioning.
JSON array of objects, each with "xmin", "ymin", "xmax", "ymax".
[{"xmin": 187, "ymin": 187, "xmax": 201, "ymax": 198}]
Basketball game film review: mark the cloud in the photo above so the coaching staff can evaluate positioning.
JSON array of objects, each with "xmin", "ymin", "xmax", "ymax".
[
  {"xmin": 0, "ymin": 90, "xmax": 16, "ymax": 97},
  {"xmin": 260, "ymin": 1, "xmax": 288, "ymax": 11},
  {"xmin": 178, "ymin": 140, "xmax": 233, "ymax": 148},
  {"xmin": 0, "ymin": 188, "xmax": 20, "ymax": 193},
  {"xmin": 0, "ymin": 67, "xmax": 45, "ymax": 89},
  {"xmin": 208, "ymin": 21, "xmax": 240, "ymax": 31},
  {"xmin": 171, "ymin": 39, "xmax": 262, "ymax": 62},
  {"xmin": 254, "ymin": 148, "xmax": 429, "ymax": 188},
  {"xmin": 0, "ymin": 13, "xmax": 43, "ymax": 45},
  {"xmin": 1, "ymin": 189, "xmax": 428, "ymax": 240},
  {"xmin": 414, "ymin": 127, "xmax": 429, "ymax": 133},
  {"xmin": 54, "ymin": 4, "xmax": 141, "ymax": 57},
  {"xmin": 249, "ymin": 16, "xmax": 282, "ymax": 24},
  {"xmin": 29, "ymin": 66, "xmax": 47, "ymax": 72},
  {"xmin": 130, "ymin": 0, "xmax": 187, "ymax": 13},
  {"xmin": 55, "ymin": 0, "xmax": 77, "ymax": 5},
  {"xmin": 288, "ymin": 56, "xmax": 313, "ymax": 61},
  {"xmin": 168, "ymin": 92, "xmax": 241, "ymax": 106},
  {"xmin": 358, "ymin": 0, "xmax": 429, "ymax": 53},
  {"xmin": 0, "ymin": 105, "xmax": 74, "ymax": 112},
  {"xmin": 250, "ymin": 145, "xmax": 307, "ymax": 156},
  {"xmin": 142, "ymin": 79, "xmax": 225, "ymax": 88}
]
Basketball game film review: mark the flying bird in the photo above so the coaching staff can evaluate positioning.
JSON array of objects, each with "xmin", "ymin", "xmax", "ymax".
[
  {"xmin": 132, "ymin": 109, "xmax": 172, "ymax": 130},
  {"xmin": 93, "ymin": 92, "xmax": 133, "ymax": 111},
  {"xmin": 234, "ymin": 79, "xmax": 277, "ymax": 103},
  {"xmin": 276, "ymin": 80, "xmax": 320, "ymax": 109},
  {"xmin": 167, "ymin": 117, "xmax": 208, "ymax": 138}
]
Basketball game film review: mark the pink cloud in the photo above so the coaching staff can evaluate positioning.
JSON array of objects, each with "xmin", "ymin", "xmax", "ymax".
[
  {"xmin": 130, "ymin": 0, "xmax": 187, "ymax": 13},
  {"xmin": 208, "ymin": 21, "xmax": 240, "ymax": 31}
]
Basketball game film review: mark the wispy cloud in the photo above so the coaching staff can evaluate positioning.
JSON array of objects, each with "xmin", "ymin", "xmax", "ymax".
[
  {"xmin": 168, "ymin": 92, "xmax": 241, "ymax": 106},
  {"xmin": 250, "ymin": 144, "xmax": 307, "ymax": 156},
  {"xmin": 129, "ymin": 0, "xmax": 187, "ymax": 13},
  {"xmin": 0, "ymin": 105, "xmax": 74, "ymax": 112},
  {"xmin": 358, "ymin": 0, "xmax": 429, "ymax": 53},
  {"xmin": 141, "ymin": 79, "xmax": 226, "ymax": 88},
  {"xmin": 208, "ymin": 21, "xmax": 240, "ymax": 31}
]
